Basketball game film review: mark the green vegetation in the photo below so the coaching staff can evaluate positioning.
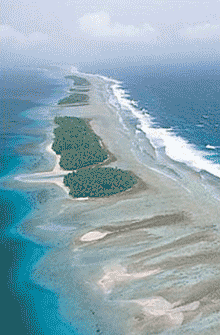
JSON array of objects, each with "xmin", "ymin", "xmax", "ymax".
[
  {"xmin": 58, "ymin": 93, "xmax": 89, "ymax": 105},
  {"xmin": 65, "ymin": 75, "xmax": 90, "ymax": 86},
  {"xmin": 69, "ymin": 88, "xmax": 90, "ymax": 92},
  {"xmin": 52, "ymin": 115, "xmax": 138, "ymax": 198},
  {"xmin": 64, "ymin": 167, "xmax": 138, "ymax": 198},
  {"xmin": 52, "ymin": 116, "xmax": 108, "ymax": 170}
]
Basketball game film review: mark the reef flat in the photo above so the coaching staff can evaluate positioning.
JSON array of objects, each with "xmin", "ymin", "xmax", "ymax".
[{"xmin": 18, "ymin": 73, "xmax": 220, "ymax": 335}]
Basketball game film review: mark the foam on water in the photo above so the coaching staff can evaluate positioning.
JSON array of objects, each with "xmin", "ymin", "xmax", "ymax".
[
  {"xmin": 206, "ymin": 145, "xmax": 220, "ymax": 150},
  {"xmin": 99, "ymin": 77, "xmax": 220, "ymax": 180}
]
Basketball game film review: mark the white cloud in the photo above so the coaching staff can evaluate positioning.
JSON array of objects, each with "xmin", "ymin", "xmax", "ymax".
[
  {"xmin": 183, "ymin": 23, "xmax": 220, "ymax": 39},
  {"xmin": 78, "ymin": 11, "xmax": 155, "ymax": 38},
  {"xmin": 0, "ymin": 25, "xmax": 25, "ymax": 41},
  {"xmin": 0, "ymin": 25, "xmax": 48, "ymax": 43},
  {"xmin": 28, "ymin": 32, "xmax": 48, "ymax": 41}
]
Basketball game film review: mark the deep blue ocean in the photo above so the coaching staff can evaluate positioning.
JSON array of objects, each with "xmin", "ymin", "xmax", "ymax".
[
  {"xmin": 0, "ymin": 66, "xmax": 78, "ymax": 334},
  {"xmin": 89, "ymin": 61, "xmax": 220, "ymax": 178}
]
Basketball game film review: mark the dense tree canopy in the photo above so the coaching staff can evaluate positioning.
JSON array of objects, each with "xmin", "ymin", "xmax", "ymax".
[
  {"xmin": 52, "ymin": 115, "xmax": 138, "ymax": 198},
  {"xmin": 58, "ymin": 93, "xmax": 89, "ymax": 105},
  {"xmin": 64, "ymin": 75, "xmax": 90, "ymax": 86},
  {"xmin": 52, "ymin": 116, "xmax": 108, "ymax": 170},
  {"xmin": 64, "ymin": 167, "xmax": 137, "ymax": 198},
  {"xmin": 69, "ymin": 88, "xmax": 89, "ymax": 92}
]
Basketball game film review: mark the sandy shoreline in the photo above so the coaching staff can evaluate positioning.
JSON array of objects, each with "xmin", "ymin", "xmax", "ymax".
[
  {"xmin": 15, "ymin": 142, "xmax": 72, "ymax": 195},
  {"xmin": 16, "ymin": 119, "xmax": 147, "ymax": 201}
]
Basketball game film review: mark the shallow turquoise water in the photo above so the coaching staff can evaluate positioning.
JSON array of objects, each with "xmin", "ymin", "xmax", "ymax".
[{"xmin": 0, "ymin": 65, "xmax": 79, "ymax": 334}]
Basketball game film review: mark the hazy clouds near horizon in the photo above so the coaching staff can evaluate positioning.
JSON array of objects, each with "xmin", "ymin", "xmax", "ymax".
[{"xmin": 1, "ymin": 0, "xmax": 220, "ymax": 67}]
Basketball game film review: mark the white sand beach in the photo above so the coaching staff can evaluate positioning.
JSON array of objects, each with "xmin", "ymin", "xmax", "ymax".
[
  {"xmin": 14, "ymin": 142, "xmax": 72, "ymax": 194},
  {"xmin": 80, "ymin": 231, "xmax": 111, "ymax": 241}
]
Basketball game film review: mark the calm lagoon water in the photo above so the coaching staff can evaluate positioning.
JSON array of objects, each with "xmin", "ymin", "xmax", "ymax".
[{"xmin": 0, "ymin": 66, "xmax": 78, "ymax": 334}]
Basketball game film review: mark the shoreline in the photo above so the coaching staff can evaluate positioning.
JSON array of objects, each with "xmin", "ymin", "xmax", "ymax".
[
  {"xmin": 14, "ymin": 142, "xmax": 71, "ymax": 195},
  {"xmin": 17, "ymin": 114, "xmax": 147, "ymax": 201}
]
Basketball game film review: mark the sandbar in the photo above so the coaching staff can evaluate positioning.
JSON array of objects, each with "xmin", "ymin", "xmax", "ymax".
[
  {"xmin": 98, "ymin": 266, "xmax": 160, "ymax": 293},
  {"xmin": 80, "ymin": 231, "xmax": 111, "ymax": 242}
]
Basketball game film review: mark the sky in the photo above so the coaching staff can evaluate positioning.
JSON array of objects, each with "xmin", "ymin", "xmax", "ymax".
[{"xmin": 1, "ymin": 0, "xmax": 220, "ymax": 68}]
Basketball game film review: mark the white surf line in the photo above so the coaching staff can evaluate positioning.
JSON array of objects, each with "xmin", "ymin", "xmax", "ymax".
[{"xmin": 102, "ymin": 73, "xmax": 220, "ymax": 181}]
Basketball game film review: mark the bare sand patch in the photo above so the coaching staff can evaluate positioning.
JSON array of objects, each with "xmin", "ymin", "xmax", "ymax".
[
  {"xmin": 80, "ymin": 231, "xmax": 111, "ymax": 242},
  {"xmin": 15, "ymin": 142, "xmax": 72, "ymax": 194},
  {"xmin": 131, "ymin": 296, "xmax": 200, "ymax": 326},
  {"xmin": 98, "ymin": 265, "xmax": 160, "ymax": 293}
]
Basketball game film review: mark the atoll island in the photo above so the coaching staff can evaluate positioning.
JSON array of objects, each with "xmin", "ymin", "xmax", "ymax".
[{"xmin": 52, "ymin": 116, "xmax": 138, "ymax": 198}]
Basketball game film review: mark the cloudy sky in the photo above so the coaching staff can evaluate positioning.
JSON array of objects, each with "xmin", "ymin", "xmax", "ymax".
[{"xmin": 1, "ymin": 0, "xmax": 220, "ymax": 67}]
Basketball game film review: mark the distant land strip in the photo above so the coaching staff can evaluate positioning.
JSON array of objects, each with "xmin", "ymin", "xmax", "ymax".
[
  {"xmin": 64, "ymin": 75, "xmax": 91, "ymax": 86},
  {"xmin": 57, "ymin": 75, "xmax": 91, "ymax": 105},
  {"xmin": 52, "ymin": 75, "xmax": 142, "ymax": 198}
]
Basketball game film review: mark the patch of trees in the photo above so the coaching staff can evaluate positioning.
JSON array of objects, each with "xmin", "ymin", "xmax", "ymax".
[
  {"xmin": 69, "ymin": 88, "xmax": 90, "ymax": 92},
  {"xmin": 58, "ymin": 93, "xmax": 89, "ymax": 105},
  {"xmin": 64, "ymin": 167, "xmax": 138, "ymax": 198},
  {"xmin": 52, "ymin": 116, "xmax": 108, "ymax": 170},
  {"xmin": 64, "ymin": 75, "xmax": 90, "ymax": 86},
  {"xmin": 52, "ymin": 116, "xmax": 138, "ymax": 198}
]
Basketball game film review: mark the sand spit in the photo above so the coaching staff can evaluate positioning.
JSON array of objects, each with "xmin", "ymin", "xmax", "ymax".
[
  {"xmin": 80, "ymin": 231, "xmax": 111, "ymax": 242},
  {"xmin": 98, "ymin": 265, "xmax": 160, "ymax": 293},
  {"xmin": 16, "ymin": 118, "xmax": 145, "ymax": 201},
  {"xmin": 14, "ymin": 143, "xmax": 72, "ymax": 194}
]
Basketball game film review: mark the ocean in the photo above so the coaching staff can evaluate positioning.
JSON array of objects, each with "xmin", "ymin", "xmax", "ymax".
[
  {"xmin": 1, "ymin": 61, "xmax": 220, "ymax": 334},
  {"xmin": 88, "ymin": 62, "xmax": 220, "ymax": 180}
]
